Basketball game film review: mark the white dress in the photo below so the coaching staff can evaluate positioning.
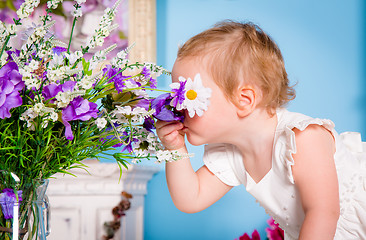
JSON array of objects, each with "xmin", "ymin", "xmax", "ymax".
[{"xmin": 203, "ymin": 108, "xmax": 366, "ymax": 240}]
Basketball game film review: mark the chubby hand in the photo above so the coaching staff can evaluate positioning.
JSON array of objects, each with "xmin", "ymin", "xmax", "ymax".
[{"xmin": 155, "ymin": 120, "xmax": 186, "ymax": 150}]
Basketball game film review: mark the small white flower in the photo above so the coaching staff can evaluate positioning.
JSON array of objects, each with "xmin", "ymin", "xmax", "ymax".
[
  {"xmin": 49, "ymin": 111, "xmax": 59, "ymax": 122},
  {"xmin": 17, "ymin": 0, "xmax": 40, "ymax": 19},
  {"xmin": 114, "ymin": 106, "xmax": 132, "ymax": 115},
  {"xmin": 96, "ymin": 37, "xmax": 104, "ymax": 47},
  {"xmin": 71, "ymin": 8, "xmax": 82, "ymax": 18},
  {"xmin": 134, "ymin": 148, "xmax": 149, "ymax": 158},
  {"xmin": 95, "ymin": 118, "xmax": 107, "ymax": 130},
  {"xmin": 74, "ymin": 51, "xmax": 83, "ymax": 59},
  {"xmin": 47, "ymin": 0, "xmax": 63, "ymax": 9},
  {"xmin": 48, "ymin": 53, "xmax": 64, "ymax": 69},
  {"xmin": 156, "ymin": 150, "xmax": 171, "ymax": 163},
  {"xmin": 6, "ymin": 24, "xmax": 16, "ymax": 35},
  {"xmin": 33, "ymin": 102, "xmax": 45, "ymax": 114},
  {"xmin": 78, "ymin": 76, "xmax": 94, "ymax": 90},
  {"xmin": 180, "ymin": 73, "xmax": 212, "ymax": 118},
  {"xmin": 28, "ymin": 59, "xmax": 39, "ymax": 71},
  {"xmin": 0, "ymin": 52, "xmax": 8, "ymax": 66},
  {"xmin": 55, "ymin": 91, "xmax": 73, "ymax": 108},
  {"xmin": 23, "ymin": 76, "xmax": 41, "ymax": 89},
  {"xmin": 124, "ymin": 80, "xmax": 149, "ymax": 98},
  {"xmin": 34, "ymin": 27, "xmax": 46, "ymax": 38}
]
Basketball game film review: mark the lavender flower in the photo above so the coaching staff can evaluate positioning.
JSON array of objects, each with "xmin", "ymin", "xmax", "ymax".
[
  {"xmin": 143, "ymin": 117, "xmax": 155, "ymax": 132},
  {"xmin": 135, "ymin": 98, "xmax": 150, "ymax": 110},
  {"xmin": 149, "ymin": 77, "xmax": 157, "ymax": 89},
  {"xmin": 151, "ymin": 93, "xmax": 184, "ymax": 122},
  {"xmin": 0, "ymin": 189, "xmax": 23, "ymax": 219},
  {"xmin": 0, "ymin": 62, "xmax": 25, "ymax": 119},
  {"xmin": 52, "ymin": 46, "xmax": 67, "ymax": 55},
  {"xmin": 102, "ymin": 65, "xmax": 130, "ymax": 93},
  {"xmin": 169, "ymin": 79, "xmax": 186, "ymax": 108},
  {"xmin": 62, "ymin": 96, "xmax": 98, "ymax": 140},
  {"xmin": 140, "ymin": 66, "xmax": 151, "ymax": 79},
  {"xmin": 42, "ymin": 83, "xmax": 61, "ymax": 103},
  {"xmin": 121, "ymin": 131, "xmax": 139, "ymax": 153},
  {"xmin": 61, "ymin": 81, "xmax": 77, "ymax": 92}
]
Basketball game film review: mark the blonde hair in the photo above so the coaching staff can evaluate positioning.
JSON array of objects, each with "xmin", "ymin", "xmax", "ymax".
[{"xmin": 177, "ymin": 20, "xmax": 295, "ymax": 113}]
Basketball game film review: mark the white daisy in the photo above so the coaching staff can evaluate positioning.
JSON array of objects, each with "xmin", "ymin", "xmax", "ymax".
[
  {"xmin": 95, "ymin": 117, "xmax": 107, "ymax": 130},
  {"xmin": 181, "ymin": 73, "xmax": 212, "ymax": 118}
]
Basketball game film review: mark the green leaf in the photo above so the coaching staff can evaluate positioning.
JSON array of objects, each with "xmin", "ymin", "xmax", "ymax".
[{"xmin": 82, "ymin": 58, "xmax": 92, "ymax": 76}]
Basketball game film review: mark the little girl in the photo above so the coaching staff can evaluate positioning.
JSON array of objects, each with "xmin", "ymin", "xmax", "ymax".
[{"xmin": 156, "ymin": 21, "xmax": 366, "ymax": 239}]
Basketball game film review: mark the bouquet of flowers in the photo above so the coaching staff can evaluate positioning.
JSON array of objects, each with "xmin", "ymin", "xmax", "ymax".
[{"xmin": 0, "ymin": 0, "xmax": 214, "ymax": 239}]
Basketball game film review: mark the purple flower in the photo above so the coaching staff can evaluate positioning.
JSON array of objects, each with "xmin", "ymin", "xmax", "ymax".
[
  {"xmin": 143, "ymin": 117, "xmax": 155, "ymax": 131},
  {"xmin": 121, "ymin": 131, "xmax": 139, "ymax": 153},
  {"xmin": 0, "ymin": 0, "xmax": 23, "ymax": 23},
  {"xmin": 99, "ymin": 124, "xmax": 124, "ymax": 148},
  {"xmin": 149, "ymin": 77, "xmax": 157, "ymax": 89},
  {"xmin": 0, "ymin": 189, "xmax": 23, "ymax": 220},
  {"xmin": 151, "ymin": 93, "xmax": 184, "ymax": 122},
  {"xmin": 133, "ymin": 98, "xmax": 155, "ymax": 131},
  {"xmin": 6, "ymin": 50, "xmax": 21, "ymax": 62},
  {"xmin": 42, "ymin": 83, "xmax": 61, "ymax": 103},
  {"xmin": 43, "ymin": 81, "xmax": 76, "ymax": 104},
  {"xmin": 0, "ymin": 62, "xmax": 25, "ymax": 119},
  {"xmin": 136, "ymin": 98, "xmax": 150, "ymax": 110},
  {"xmin": 102, "ymin": 65, "xmax": 130, "ymax": 93},
  {"xmin": 170, "ymin": 80, "xmax": 186, "ymax": 108},
  {"xmin": 62, "ymin": 96, "xmax": 98, "ymax": 140},
  {"xmin": 108, "ymin": 130, "xmax": 138, "ymax": 153},
  {"xmin": 52, "ymin": 46, "xmax": 67, "ymax": 55},
  {"xmin": 102, "ymin": 64, "xmax": 116, "ymax": 79},
  {"xmin": 140, "ymin": 66, "xmax": 151, "ymax": 79},
  {"xmin": 113, "ymin": 142, "xmax": 124, "ymax": 148},
  {"xmin": 61, "ymin": 80, "xmax": 77, "ymax": 92}
]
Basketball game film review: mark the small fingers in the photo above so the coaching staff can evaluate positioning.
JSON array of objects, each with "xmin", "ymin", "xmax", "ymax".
[
  {"xmin": 156, "ymin": 120, "xmax": 184, "ymax": 132},
  {"xmin": 155, "ymin": 120, "xmax": 185, "ymax": 150}
]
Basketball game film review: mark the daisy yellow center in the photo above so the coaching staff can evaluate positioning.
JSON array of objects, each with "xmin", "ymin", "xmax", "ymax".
[{"xmin": 186, "ymin": 90, "xmax": 197, "ymax": 100}]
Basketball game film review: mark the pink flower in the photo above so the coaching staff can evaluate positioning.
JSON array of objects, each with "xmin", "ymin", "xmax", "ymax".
[
  {"xmin": 266, "ymin": 218, "xmax": 284, "ymax": 240},
  {"xmin": 237, "ymin": 229, "xmax": 261, "ymax": 240}
]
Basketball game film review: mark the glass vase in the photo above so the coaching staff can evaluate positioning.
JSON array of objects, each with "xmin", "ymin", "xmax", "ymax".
[{"xmin": 0, "ymin": 179, "xmax": 50, "ymax": 240}]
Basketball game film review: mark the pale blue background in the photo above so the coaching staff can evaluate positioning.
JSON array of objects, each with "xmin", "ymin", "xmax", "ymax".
[{"xmin": 143, "ymin": 1, "xmax": 366, "ymax": 239}]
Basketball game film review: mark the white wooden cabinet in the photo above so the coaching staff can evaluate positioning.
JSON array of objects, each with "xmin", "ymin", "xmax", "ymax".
[{"xmin": 46, "ymin": 160, "xmax": 159, "ymax": 240}]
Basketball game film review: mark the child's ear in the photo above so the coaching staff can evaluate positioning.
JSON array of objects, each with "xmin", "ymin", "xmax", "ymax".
[{"xmin": 236, "ymin": 86, "xmax": 256, "ymax": 117}]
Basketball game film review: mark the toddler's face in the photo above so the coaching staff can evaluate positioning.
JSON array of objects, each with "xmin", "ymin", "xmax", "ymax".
[{"xmin": 171, "ymin": 58, "xmax": 239, "ymax": 146}]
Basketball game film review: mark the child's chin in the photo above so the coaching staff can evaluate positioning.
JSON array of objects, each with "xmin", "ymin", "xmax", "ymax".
[{"xmin": 186, "ymin": 134, "xmax": 205, "ymax": 146}]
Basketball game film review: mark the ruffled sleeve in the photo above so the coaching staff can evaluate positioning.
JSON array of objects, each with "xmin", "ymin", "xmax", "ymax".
[
  {"xmin": 278, "ymin": 111, "xmax": 336, "ymax": 184},
  {"xmin": 203, "ymin": 143, "xmax": 244, "ymax": 186}
]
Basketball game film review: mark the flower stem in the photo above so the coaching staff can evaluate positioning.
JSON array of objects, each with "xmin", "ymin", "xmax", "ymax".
[
  {"xmin": 143, "ymin": 88, "xmax": 173, "ymax": 93},
  {"xmin": 67, "ymin": 17, "xmax": 78, "ymax": 53},
  {"xmin": 124, "ymin": 87, "xmax": 172, "ymax": 93},
  {"xmin": 5, "ymin": 220, "xmax": 10, "ymax": 240},
  {"xmin": 0, "ymin": 35, "xmax": 10, "ymax": 61}
]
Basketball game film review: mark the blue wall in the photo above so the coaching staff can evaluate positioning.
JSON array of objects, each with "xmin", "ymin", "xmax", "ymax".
[{"xmin": 144, "ymin": 1, "xmax": 365, "ymax": 239}]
